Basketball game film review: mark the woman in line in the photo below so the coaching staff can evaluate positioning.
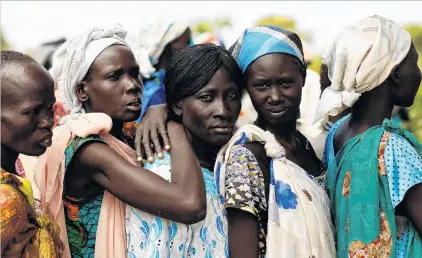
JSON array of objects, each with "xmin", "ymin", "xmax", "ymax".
[
  {"xmin": 132, "ymin": 18, "xmax": 192, "ymax": 163},
  {"xmin": 126, "ymin": 43, "xmax": 243, "ymax": 257},
  {"xmin": 127, "ymin": 18, "xmax": 192, "ymax": 164},
  {"xmin": 1, "ymin": 50, "xmax": 63, "ymax": 257},
  {"xmin": 15, "ymin": 40, "xmax": 70, "ymax": 195},
  {"xmin": 34, "ymin": 26, "xmax": 206, "ymax": 258},
  {"xmin": 216, "ymin": 26, "xmax": 336, "ymax": 257},
  {"xmin": 319, "ymin": 15, "xmax": 422, "ymax": 257}
]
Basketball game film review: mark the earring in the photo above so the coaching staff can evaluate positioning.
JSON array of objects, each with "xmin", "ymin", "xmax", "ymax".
[
  {"xmin": 296, "ymin": 108, "xmax": 301, "ymax": 119},
  {"xmin": 80, "ymin": 96, "xmax": 88, "ymax": 101}
]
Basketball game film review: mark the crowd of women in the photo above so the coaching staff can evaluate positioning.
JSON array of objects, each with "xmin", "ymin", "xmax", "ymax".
[{"xmin": 1, "ymin": 14, "xmax": 421, "ymax": 258}]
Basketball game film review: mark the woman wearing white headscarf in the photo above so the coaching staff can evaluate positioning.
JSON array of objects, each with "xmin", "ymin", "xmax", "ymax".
[
  {"xmin": 319, "ymin": 15, "xmax": 422, "ymax": 258},
  {"xmin": 132, "ymin": 18, "xmax": 192, "ymax": 122},
  {"xmin": 33, "ymin": 25, "xmax": 206, "ymax": 258},
  {"xmin": 130, "ymin": 18, "xmax": 192, "ymax": 165}
]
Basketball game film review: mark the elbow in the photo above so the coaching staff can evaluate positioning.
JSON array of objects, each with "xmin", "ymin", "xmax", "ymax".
[{"xmin": 179, "ymin": 195, "xmax": 207, "ymax": 224}]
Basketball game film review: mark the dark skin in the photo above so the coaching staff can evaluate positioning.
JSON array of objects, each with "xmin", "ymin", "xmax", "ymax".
[
  {"xmin": 333, "ymin": 43, "xmax": 422, "ymax": 236},
  {"xmin": 172, "ymin": 68, "xmax": 241, "ymax": 170},
  {"xmin": 229, "ymin": 53, "xmax": 322, "ymax": 258},
  {"xmin": 155, "ymin": 28, "xmax": 192, "ymax": 72},
  {"xmin": 1, "ymin": 61, "xmax": 55, "ymax": 174},
  {"xmin": 135, "ymin": 28, "xmax": 192, "ymax": 162},
  {"xmin": 66, "ymin": 44, "xmax": 206, "ymax": 225}
]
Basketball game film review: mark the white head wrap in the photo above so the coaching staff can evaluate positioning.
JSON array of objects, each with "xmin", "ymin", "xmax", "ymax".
[
  {"xmin": 132, "ymin": 17, "xmax": 189, "ymax": 79},
  {"xmin": 59, "ymin": 25, "xmax": 128, "ymax": 117},
  {"xmin": 314, "ymin": 15, "xmax": 411, "ymax": 123},
  {"xmin": 48, "ymin": 40, "xmax": 69, "ymax": 82}
]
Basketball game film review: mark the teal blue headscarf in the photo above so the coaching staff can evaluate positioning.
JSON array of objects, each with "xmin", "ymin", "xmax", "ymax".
[{"xmin": 229, "ymin": 26, "xmax": 305, "ymax": 73}]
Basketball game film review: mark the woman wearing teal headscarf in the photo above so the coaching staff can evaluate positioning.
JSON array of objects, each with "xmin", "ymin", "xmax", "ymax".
[
  {"xmin": 215, "ymin": 26, "xmax": 336, "ymax": 258},
  {"xmin": 318, "ymin": 15, "xmax": 422, "ymax": 258}
]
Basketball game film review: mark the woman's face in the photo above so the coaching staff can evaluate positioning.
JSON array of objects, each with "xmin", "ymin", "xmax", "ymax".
[
  {"xmin": 169, "ymin": 28, "xmax": 192, "ymax": 55},
  {"xmin": 393, "ymin": 43, "xmax": 421, "ymax": 107},
  {"xmin": 1, "ymin": 62, "xmax": 55, "ymax": 156},
  {"xmin": 178, "ymin": 68, "xmax": 241, "ymax": 147},
  {"xmin": 246, "ymin": 53, "xmax": 305, "ymax": 125},
  {"xmin": 78, "ymin": 45, "xmax": 143, "ymax": 122}
]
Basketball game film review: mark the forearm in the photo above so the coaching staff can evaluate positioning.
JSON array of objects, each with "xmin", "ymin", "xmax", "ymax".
[
  {"xmin": 168, "ymin": 123, "xmax": 206, "ymax": 218},
  {"xmin": 77, "ymin": 141, "xmax": 206, "ymax": 224}
]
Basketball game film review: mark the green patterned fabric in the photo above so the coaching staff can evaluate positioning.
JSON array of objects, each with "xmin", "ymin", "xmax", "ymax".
[
  {"xmin": 63, "ymin": 135, "xmax": 106, "ymax": 258},
  {"xmin": 326, "ymin": 119, "xmax": 422, "ymax": 258}
]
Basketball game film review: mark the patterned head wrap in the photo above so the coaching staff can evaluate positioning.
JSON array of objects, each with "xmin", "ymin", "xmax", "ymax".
[
  {"xmin": 314, "ymin": 15, "xmax": 411, "ymax": 123},
  {"xmin": 59, "ymin": 25, "xmax": 128, "ymax": 118},
  {"xmin": 229, "ymin": 26, "xmax": 305, "ymax": 73},
  {"xmin": 132, "ymin": 17, "xmax": 190, "ymax": 79}
]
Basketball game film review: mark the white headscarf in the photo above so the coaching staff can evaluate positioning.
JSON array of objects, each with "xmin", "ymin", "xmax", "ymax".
[
  {"xmin": 49, "ymin": 40, "xmax": 69, "ymax": 82},
  {"xmin": 59, "ymin": 25, "xmax": 128, "ymax": 117},
  {"xmin": 314, "ymin": 15, "xmax": 411, "ymax": 123},
  {"xmin": 132, "ymin": 17, "xmax": 189, "ymax": 79}
]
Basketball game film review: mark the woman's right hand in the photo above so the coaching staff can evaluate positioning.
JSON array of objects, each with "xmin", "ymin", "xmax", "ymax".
[{"xmin": 135, "ymin": 104, "xmax": 170, "ymax": 163}]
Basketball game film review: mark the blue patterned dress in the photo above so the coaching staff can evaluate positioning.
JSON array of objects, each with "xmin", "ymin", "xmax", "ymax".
[{"xmin": 125, "ymin": 152, "xmax": 229, "ymax": 258}]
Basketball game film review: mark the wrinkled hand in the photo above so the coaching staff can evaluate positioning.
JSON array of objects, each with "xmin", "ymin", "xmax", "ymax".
[{"xmin": 135, "ymin": 104, "xmax": 170, "ymax": 163}]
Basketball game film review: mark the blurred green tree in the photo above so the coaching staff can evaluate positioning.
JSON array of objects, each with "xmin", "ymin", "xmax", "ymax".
[
  {"xmin": 404, "ymin": 24, "xmax": 422, "ymax": 141},
  {"xmin": 308, "ymin": 56, "xmax": 322, "ymax": 74},
  {"xmin": 254, "ymin": 15, "xmax": 312, "ymax": 42},
  {"xmin": 255, "ymin": 15, "xmax": 318, "ymax": 74},
  {"xmin": 1, "ymin": 27, "xmax": 11, "ymax": 50},
  {"xmin": 255, "ymin": 15, "xmax": 296, "ymax": 30},
  {"xmin": 191, "ymin": 18, "xmax": 232, "ymax": 34}
]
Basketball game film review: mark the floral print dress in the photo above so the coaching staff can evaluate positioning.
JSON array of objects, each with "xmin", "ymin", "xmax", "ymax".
[
  {"xmin": 125, "ymin": 152, "xmax": 229, "ymax": 258},
  {"xmin": 216, "ymin": 124, "xmax": 336, "ymax": 258},
  {"xmin": 224, "ymin": 144, "xmax": 328, "ymax": 257}
]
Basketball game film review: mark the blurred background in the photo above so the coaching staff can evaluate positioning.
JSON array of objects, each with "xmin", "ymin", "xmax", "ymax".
[{"xmin": 1, "ymin": 1, "xmax": 421, "ymax": 140}]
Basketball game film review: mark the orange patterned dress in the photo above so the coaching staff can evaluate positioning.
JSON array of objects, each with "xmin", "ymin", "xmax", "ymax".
[{"xmin": 0, "ymin": 168, "xmax": 64, "ymax": 257}]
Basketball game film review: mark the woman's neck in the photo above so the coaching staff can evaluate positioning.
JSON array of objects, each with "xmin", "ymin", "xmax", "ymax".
[
  {"xmin": 255, "ymin": 117, "xmax": 297, "ymax": 145},
  {"xmin": 349, "ymin": 83, "xmax": 394, "ymax": 134},
  {"xmin": 110, "ymin": 120, "xmax": 124, "ymax": 138},
  {"xmin": 1, "ymin": 144, "xmax": 18, "ymax": 174},
  {"xmin": 83, "ymin": 106, "xmax": 124, "ymax": 138},
  {"xmin": 187, "ymin": 131, "xmax": 220, "ymax": 171},
  {"xmin": 154, "ymin": 58, "xmax": 168, "ymax": 73}
]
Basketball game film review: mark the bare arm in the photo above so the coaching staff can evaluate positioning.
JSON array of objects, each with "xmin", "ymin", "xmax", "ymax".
[
  {"xmin": 227, "ymin": 208, "xmax": 260, "ymax": 258},
  {"xmin": 224, "ymin": 144, "xmax": 268, "ymax": 258},
  {"xmin": 74, "ymin": 121, "xmax": 206, "ymax": 224},
  {"xmin": 401, "ymin": 183, "xmax": 422, "ymax": 237}
]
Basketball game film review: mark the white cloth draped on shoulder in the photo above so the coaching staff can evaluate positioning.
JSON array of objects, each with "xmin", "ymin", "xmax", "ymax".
[
  {"xmin": 215, "ymin": 124, "xmax": 336, "ymax": 257},
  {"xmin": 34, "ymin": 25, "xmax": 134, "ymax": 258}
]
